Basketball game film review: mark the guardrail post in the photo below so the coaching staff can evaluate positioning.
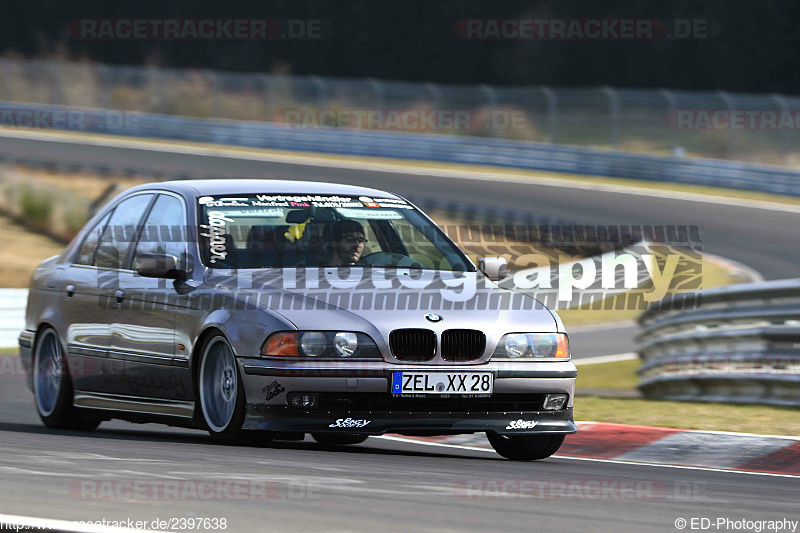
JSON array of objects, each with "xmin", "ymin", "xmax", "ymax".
[
  {"xmin": 540, "ymin": 86, "xmax": 558, "ymax": 144},
  {"xmin": 602, "ymin": 86, "xmax": 620, "ymax": 147},
  {"xmin": 481, "ymin": 84, "xmax": 498, "ymax": 138},
  {"xmin": 717, "ymin": 90, "xmax": 734, "ymax": 159},
  {"xmin": 312, "ymin": 76, "xmax": 328, "ymax": 110},
  {"xmin": 770, "ymin": 93, "xmax": 790, "ymax": 163},
  {"xmin": 660, "ymin": 89, "xmax": 679, "ymax": 156}
]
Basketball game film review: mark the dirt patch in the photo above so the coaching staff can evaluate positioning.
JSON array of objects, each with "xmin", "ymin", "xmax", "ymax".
[{"xmin": 0, "ymin": 214, "xmax": 66, "ymax": 288}]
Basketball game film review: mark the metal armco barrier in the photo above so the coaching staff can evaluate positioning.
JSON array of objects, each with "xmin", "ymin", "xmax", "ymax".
[
  {"xmin": 1, "ymin": 100, "xmax": 799, "ymax": 196},
  {"xmin": 636, "ymin": 278, "xmax": 800, "ymax": 406},
  {"xmin": 0, "ymin": 289, "xmax": 28, "ymax": 348}
]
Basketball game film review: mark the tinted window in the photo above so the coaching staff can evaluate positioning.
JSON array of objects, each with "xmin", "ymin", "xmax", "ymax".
[
  {"xmin": 95, "ymin": 194, "xmax": 154, "ymax": 269},
  {"xmin": 133, "ymin": 194, "xmax": 186, "ymax": 267},
  {"xmin": 76, "ymin": 211, "xmax": 112, "ymax": 266},
  {"xmin": 197, "ymin": 193, "xmax": 472, "ymax": 271}
]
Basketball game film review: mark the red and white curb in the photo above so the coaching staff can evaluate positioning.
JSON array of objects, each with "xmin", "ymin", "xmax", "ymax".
[{"xmin": 385, "ymin": 422, "xmax": 800, "ymax": 475}]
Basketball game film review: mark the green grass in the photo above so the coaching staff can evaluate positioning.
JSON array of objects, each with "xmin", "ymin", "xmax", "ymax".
[
  {"xmin": 576, "ymin": 359, "xmax": 640, "ymax": 391},
  {"xmin": 573, "ymin": 359, "xmax": 800, "ymax": 436},
  {"xmin": 576, "ymin": 397, "xmax": 800, "ymax": 436},
  {"xmin": 0, "ymin": 347, "xmax": 18, "ymax": 355}
]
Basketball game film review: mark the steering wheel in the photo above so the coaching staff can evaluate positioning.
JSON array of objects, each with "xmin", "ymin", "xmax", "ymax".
[{"xmin": 357, "ymin": 252, "xmax": 426, "ymax": 269}]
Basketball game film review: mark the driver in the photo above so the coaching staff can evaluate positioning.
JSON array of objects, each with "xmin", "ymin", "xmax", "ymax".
[{"xmin": 327, "ymin": 219, "xmax": 367, "ymax": 266}]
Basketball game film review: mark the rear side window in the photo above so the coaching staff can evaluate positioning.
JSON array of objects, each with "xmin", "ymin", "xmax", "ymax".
[
  {"xmin": 76, "ymin": 211, "xmax": 112, "ymax": 266},
  {"xmin": 95, "ymin": 194, "xmax": 155, "ymax": 269},
  {"xmin": 133, "ymin": 194, "xmax": 187, "ymax": 266}
]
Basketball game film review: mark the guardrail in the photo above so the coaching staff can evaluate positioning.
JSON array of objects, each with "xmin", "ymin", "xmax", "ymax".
[
  {"xmin": 636, "ymin": 278, "xmax": 800, "ymax": 406},
  {"xmin": 0, "ymin": 289, "xmax": 28, "ymax": 348},
  {"xmin": 1, "ymin": 99, "xmax": 799, "ymax": 196}
]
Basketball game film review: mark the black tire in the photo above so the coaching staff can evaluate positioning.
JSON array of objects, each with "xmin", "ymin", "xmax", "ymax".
[
  {"xmin": 487, "ymin": 433, "xmax": 565, "ymax": 461},
  {"xmin": 33, "ymin": 328, "xmax": 100, "ymax": 431},
  {"xmin": 197, "ymin": 335, "xmax": 248, "ymax": 444},
  {"xmin": 311, "ymin": 433, "xmax": 369, "ymax": 445}
]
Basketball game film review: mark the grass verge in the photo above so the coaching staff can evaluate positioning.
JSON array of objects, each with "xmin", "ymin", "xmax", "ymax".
[
  {"xmin": 575, "ymin": 359, "xmax": 800, "ymax": 436},
  {"xmin": 576, "ymin": 397, "xmax": 800, "ymax": 436},
  {"xmin": 576, "ymin": 359, "xmax": 640, "ymax": 391}
]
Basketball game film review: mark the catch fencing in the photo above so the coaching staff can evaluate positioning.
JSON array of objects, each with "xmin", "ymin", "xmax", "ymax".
[
  {"xmin": 1, "ymin": 59, "xmax": 799, "ymax": 195},
  {"xmin": 636, "ymin": 278, "xmax": 800, "ymax": 406}
]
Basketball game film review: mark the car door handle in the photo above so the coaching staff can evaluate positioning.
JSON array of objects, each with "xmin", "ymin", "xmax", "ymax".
[
  {"xmin": 115, "ymin": 289, "xmax": 125, "ymax": 304},
  {"xmin": 65, "ymin": 284, "xmax": 75, "ymax": 298}
]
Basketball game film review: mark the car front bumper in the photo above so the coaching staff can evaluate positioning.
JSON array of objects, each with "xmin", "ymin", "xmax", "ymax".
[{"xmin": 238, "ymin": 358, "xmax": 577, "ymax": 436}]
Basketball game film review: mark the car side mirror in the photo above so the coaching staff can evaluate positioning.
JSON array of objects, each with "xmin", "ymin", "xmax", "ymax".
[
  {"xmin": 134, "ymin": 252, "xmax": 183, "ymax": 279},
  {"xmin": 479, "ymin": 257, "xmax": 508, "ymax": 282}
]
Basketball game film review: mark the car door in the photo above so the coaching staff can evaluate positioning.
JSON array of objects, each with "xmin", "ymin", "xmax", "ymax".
[
  {"xmin": 90, "ymin": 192, "xmax": 156, "ymax": 396},
  {"xmin": 109, "ymin": 192, "xmax": 192, "ymax": 401},
  {"xmin": 62, "ymin": 209, "xmax": 114, "ymax": 394}
]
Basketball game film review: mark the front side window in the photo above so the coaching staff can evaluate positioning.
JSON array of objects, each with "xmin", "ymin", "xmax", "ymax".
[
  {"xmin": 95, "ymin": 194, "xmax": 155, "ymax": 269},
  {"xmin": 132, "ymin": 194, "xmax": 187, "ymax": 269},
  {"xmin": 76, "ymin": 211, "xmax": 112, "ymax": 266},
  {"xmin": 197, "ymin": 193, "xmax": 473, "ymax": 271}
]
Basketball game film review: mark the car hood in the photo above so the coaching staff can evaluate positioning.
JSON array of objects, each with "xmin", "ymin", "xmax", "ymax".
[{"xmin": 206, "ymin": 269, "xmax": 559, "ymax": 354}]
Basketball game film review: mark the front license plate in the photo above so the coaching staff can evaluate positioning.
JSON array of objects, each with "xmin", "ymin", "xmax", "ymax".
[{"xmin": 391, "ymin": 372, "xmax": 493, "ymax": 396}]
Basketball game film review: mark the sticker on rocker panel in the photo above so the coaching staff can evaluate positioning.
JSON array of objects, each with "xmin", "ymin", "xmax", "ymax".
[
  {"xmin": 506, "ymin": 420, "xmax": 537, "ymax": 430},
  {"xmin": 329, "ymin": 418, "xmax": 371, "ymax": 428}
]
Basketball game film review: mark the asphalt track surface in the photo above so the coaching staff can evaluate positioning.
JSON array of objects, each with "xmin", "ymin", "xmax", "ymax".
[{"xmin": 0, "ymin": 361, "xmax": 798, "ymax": 532}]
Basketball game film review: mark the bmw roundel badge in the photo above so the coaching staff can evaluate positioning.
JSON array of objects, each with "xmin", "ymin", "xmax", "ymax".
[{"xmin": 425, "ymin": 313, "xmax": 442, "ymax": 323}]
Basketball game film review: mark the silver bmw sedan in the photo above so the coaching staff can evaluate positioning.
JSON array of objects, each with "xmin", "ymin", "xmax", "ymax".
[{"xmin": 19, "ymin": 179, "xmax": 576, "ymax": 460}]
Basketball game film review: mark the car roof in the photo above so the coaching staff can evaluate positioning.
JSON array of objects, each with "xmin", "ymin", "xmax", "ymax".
[{"xmin": 130, "ymin": 179, "xmax": 403, "ymax": 199}]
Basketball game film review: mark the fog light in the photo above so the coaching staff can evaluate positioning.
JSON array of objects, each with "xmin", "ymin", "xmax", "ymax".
[
  {"xmin": 288, "ymin": 392, "xmax": 319, "ymax": 410},
  {"xmin": 543, "ymin": 394, "xmax": 568, "ymax": 411}
]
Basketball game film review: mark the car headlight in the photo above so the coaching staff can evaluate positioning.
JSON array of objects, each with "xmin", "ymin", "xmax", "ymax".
[
  {"xmin": 492, "ymin": 333, "xmax": 570, "ymax": 360},
  {"xmin": 262, "ymin": 331, "xmax": 381, "ymax": 359},
  {"xmin": 299, "ymin": 332, "xmax": 326, "ymax": 357},
  {"xmin": 334, "ymin": 332, "xmax": 358, "ymax": 357}
]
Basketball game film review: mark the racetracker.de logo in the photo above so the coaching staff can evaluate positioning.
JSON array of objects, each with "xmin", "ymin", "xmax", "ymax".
[
  {"xmin": 67, "ymin": 18, "xmax": 329, "ymax": 40},
  {"xmin": 67, "ymin": 479, "xmax": 319, "ymax": 500},
  {"xmin": 665, "ymin": 109, "xmax": 800, "ymax": 130},
  {"xmin": 453, "ymin": 18, "xmax": 713, "ymax": 40}
]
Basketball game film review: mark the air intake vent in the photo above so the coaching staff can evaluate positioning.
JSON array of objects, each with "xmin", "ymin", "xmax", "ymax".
[
  {"xmin": 441, "ymin": 329, "xmax": 486, "ymax": 362},
  {"xmin": 389, "ymin": 329, "xmax": 436, "ymax": 361}
]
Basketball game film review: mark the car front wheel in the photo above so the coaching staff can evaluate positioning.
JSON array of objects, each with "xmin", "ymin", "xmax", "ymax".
[
  {"xmin": 487, "ymin": 433, "xmax": 565, "ymax": 461},
  {"xmin": 198, "ymin": 335, "xmax": 247, "ymax": 444}
]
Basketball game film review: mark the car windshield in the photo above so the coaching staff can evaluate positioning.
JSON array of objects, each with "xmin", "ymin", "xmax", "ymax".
[{"xmin": 197, "ymin": 193, "xmax": 474, "ymax": 271}]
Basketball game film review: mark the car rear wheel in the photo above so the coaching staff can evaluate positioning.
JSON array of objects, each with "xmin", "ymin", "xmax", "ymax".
[
  {"xmin": 487, "ymin": 433, "xmax": 565, "ymax": 461},
  {"xmin": 311, "ymin": 433, "xmax": 369, "ymax": 445},
  {"xmin": 33, "ymin": 328, "xmax": 100, "ymax": 431},
  {"xmin": 199, "ymin": 335, "xmax": 247, "ymax": 443}
]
